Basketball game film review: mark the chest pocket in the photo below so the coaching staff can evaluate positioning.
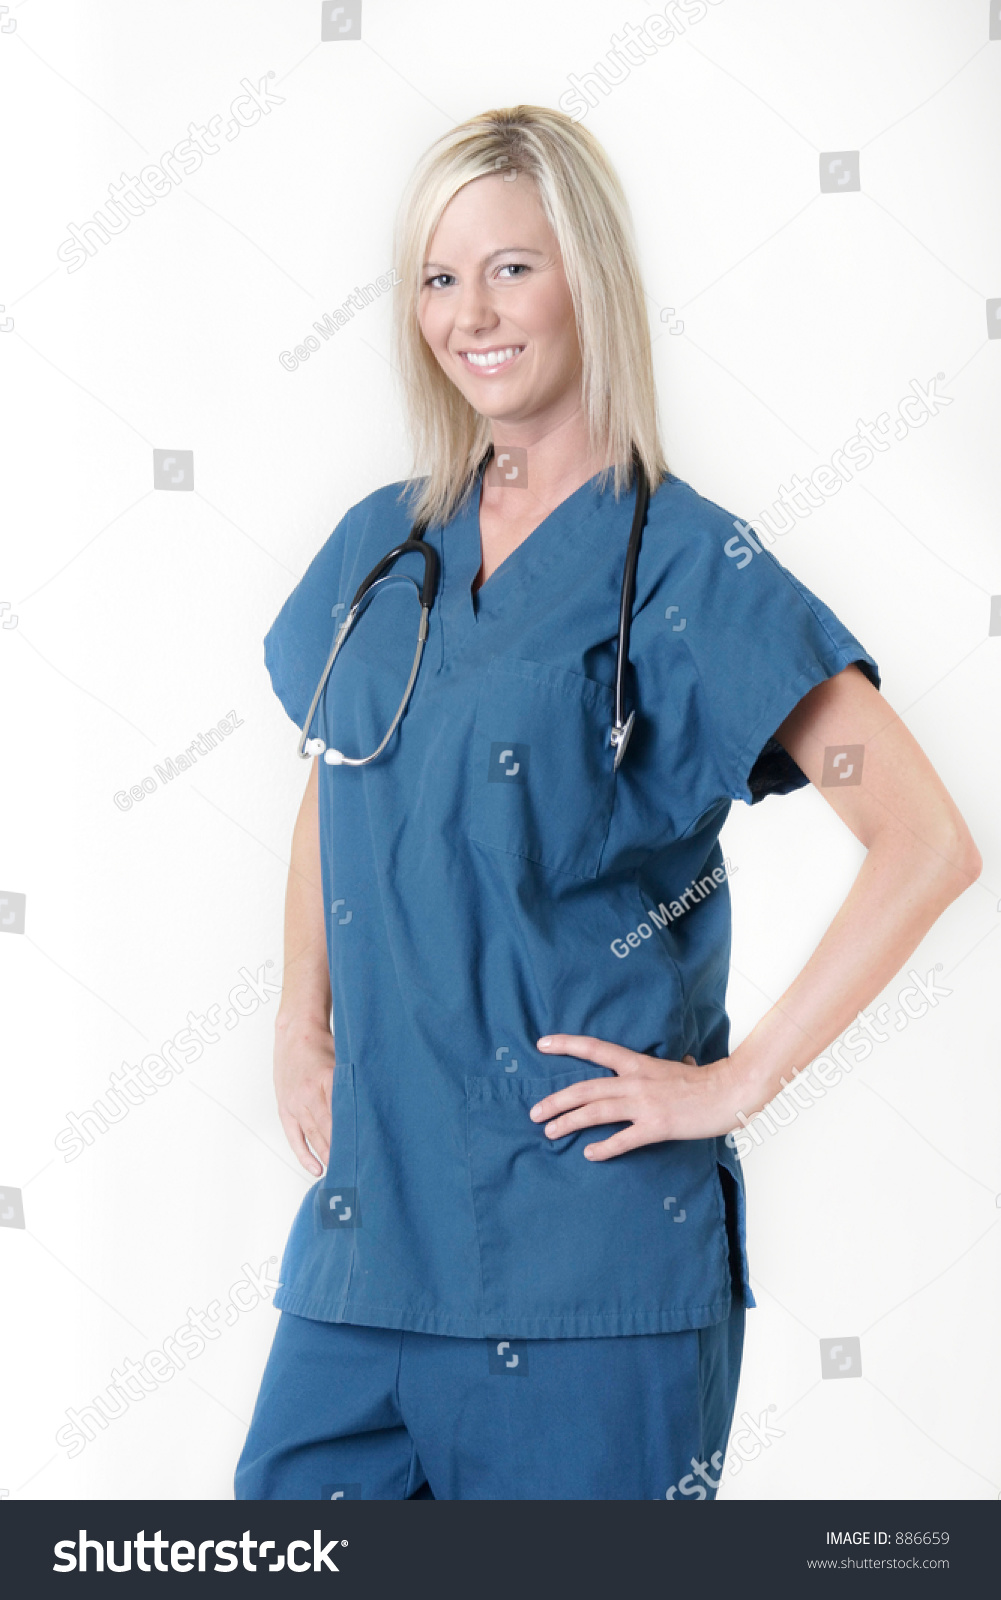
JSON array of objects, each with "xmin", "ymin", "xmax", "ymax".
[{"xmin": 467, "ymin": 657, "xmax": 617, "ymax": 881}]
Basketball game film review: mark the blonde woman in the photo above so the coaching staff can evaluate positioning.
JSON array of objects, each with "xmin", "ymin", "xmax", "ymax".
[{"xmin": 234, "ymin": 106, "xmax": 979, "ymax": 1501}]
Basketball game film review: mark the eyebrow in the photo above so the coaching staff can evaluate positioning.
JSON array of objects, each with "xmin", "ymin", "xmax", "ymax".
[{"xmin": 422, "ymin": 247, "xmax": 546, "ymax": 270}]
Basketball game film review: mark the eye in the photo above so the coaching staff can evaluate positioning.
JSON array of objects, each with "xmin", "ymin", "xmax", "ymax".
[
  {"xmin": 497, "ymin": 262, "xmax": 529, "ymax": 279},
  {"xmin": 423, "ymin": 272, "xmax": 454, "ymax": 290}
]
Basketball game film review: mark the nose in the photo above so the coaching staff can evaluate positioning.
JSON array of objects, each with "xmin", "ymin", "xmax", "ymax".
[{"xmin": 452, "ymin": 278, "xmax": 500, "ymax": 340}]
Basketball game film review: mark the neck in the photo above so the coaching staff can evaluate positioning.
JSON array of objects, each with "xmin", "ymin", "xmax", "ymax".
[{"xmin": 485, "ymin": 405, "xmax": 610, "ymax": 518}]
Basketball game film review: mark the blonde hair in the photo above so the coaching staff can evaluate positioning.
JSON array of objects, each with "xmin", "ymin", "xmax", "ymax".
[{"xmin": 391, "ymin": 105, "xmax": 667, "ymax": 528}]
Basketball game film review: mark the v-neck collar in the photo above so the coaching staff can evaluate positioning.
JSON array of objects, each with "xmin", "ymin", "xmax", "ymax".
[{"xmin": 437, "ymin": 463, "xmax": 615, "ymax": 660}]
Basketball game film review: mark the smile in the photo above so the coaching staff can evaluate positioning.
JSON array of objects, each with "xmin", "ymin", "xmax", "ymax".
[{"xmin": 458, "ymin": 345, "xmax": 525, "ymax": 374}]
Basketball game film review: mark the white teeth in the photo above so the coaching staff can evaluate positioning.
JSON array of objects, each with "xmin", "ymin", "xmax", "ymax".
[{"xmin": 463, "ymin": 346, "xmax": 522, "ymax": 368}]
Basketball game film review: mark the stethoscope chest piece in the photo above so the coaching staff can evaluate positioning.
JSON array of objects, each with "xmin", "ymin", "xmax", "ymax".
[{"xmin": 610, "ymin": 709, "xmax": 636, "ymax": 771}]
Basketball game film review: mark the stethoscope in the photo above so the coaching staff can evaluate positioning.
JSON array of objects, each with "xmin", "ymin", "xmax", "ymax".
[{"xmin": 297, "ymin": 448, "xmax": 651, "ymax": 772}]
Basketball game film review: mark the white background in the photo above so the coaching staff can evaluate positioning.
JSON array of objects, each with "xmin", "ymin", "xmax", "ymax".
[{"xmin": 0, "ymin": 0, "xmax": 998, "ymax": 1501}]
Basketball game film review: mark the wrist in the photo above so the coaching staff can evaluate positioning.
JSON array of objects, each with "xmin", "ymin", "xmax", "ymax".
[
  {"xmin": 721, "ymin": 1041, "xmax": 784, "ymax": 1118},
  {"xmin": 275, "ymin": 998, "xmax": 331, "ymax": 1037}
]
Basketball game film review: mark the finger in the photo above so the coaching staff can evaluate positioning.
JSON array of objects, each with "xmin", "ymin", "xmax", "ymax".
[
  {"xmin": 529, "ymin": 1075, "xmax": 627, "ymax": 1124},
  {"xmin": 300, "ymin": 1105, "xmax": 331, "ymax": 1169},
  {"xmin": 279, "ymin": 1110, "xmax": 323, "ymax": 1176},
  {"xmin": 683, "ymin": 1054, "xmax": 696, "ymax": 1065},
  {"xmin": 536, "ymin": 1033, "xmax": 641, "ymax": 1075},
  {"xmin": 581, "ymin": 1126, "xmax": 649, "ymax": 1161},
  {"xmin": 305, "ymin": 1087, "xmax": 333, "ymax": 1149},
  {"xmin": 541, "ymin": 1098, "xmax": 633, "ymax": 1139}
]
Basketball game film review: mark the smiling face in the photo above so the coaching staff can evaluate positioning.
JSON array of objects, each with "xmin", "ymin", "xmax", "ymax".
[{"xmin": 418, "ymin": 171, "xmax": 582, "ymax": 435}]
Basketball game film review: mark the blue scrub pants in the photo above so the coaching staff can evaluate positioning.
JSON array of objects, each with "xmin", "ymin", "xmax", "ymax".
[{"xmin": 233, "ymin": 1300, "xmax": 744, "ymax": 1501}]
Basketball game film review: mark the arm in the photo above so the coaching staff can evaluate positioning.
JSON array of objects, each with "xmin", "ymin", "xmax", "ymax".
[
  {"xmin": 274, "ymin": 757, "xmax": 335, "ymax": 1176},
  {"xmin": 529, "ymin": 665, "xmax": 983, "ymax": 1154},
  {"xmin": 725, "ymin": 662, "xmax": 982, "ymax": 1111}
]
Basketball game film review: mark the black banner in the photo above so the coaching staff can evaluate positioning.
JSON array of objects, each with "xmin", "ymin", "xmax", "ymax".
[{"xmin": 0, "ymin": 1499, "xmax": 995, "ymax": 1595}]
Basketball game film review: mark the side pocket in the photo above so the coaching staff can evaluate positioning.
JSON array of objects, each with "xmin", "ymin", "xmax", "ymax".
[
  {"xmin": 466, "ymin": 1069, "xmax": 728, "ymax": 1328},
  {"xmin": 274, "ymin": 1061, "xmax": 357, "ymax": 1314}
]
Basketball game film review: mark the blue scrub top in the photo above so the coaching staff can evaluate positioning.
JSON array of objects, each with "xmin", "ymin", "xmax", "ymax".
[{"xmin": 263, "ymin": 466, "xmax": 880, "ymax": 1340}]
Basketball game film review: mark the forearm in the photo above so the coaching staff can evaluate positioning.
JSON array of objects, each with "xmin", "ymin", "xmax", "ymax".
[
  {"xmin": 728, "ymin": 825, "xmax": 980, "ymax": 1114},
  {"xmin": 276, "ymin": 761, "xmax": 331, "ymax": 1033}
]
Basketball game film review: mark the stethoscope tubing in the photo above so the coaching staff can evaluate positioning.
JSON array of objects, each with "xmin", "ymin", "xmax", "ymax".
[{"xmin": 298, "ymin": 450, "xmax": 650, "ymax": 769}]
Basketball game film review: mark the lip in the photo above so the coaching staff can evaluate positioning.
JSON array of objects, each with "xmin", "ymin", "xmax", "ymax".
[{"xmin": 456, "ymin": 344, "xmax": 525, "ymax": 376}]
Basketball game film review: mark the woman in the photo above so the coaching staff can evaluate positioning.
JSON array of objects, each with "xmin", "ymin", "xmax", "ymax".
[{"xmin": 234, "ymin": 106, "xmax": 980, "ymax": 1501}]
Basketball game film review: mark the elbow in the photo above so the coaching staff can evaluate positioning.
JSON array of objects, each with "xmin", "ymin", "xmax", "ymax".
[
  {"xmin": 943, "ymin": 806, "xmax": 982, "ymax": 882},
  {"xmin": 871, "ymin": 814, "xmax": 982, "ymax": 903},
  {"xmin": 956, "ymin": 835, "xmax": 983, "ymax": 887},
  {"xmin": 930, "ymin": 817, "xmax": 982, "ymax": 898}
]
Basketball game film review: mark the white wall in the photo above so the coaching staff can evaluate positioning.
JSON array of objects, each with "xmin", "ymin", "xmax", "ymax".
[{"xmin": 1, "ymin": 0, "xmax": 998, "ymax": 1501}]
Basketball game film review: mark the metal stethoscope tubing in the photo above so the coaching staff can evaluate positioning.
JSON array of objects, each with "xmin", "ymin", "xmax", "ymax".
[{"xmin": 296, "ymin": 542, "xmax": 437, "ymax": 766}]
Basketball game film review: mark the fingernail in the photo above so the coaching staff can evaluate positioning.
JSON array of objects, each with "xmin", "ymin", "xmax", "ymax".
[
  {"xmin": 538, "ymin": 1037, "xmax": 553, "ymax": 1048},
  {"xmin": 529, "ymin": 1106, "xmax": 542, "ymax": 1120}
]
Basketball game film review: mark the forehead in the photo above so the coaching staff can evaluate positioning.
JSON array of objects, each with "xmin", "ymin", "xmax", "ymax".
[{"xmin": 425, "ymin": 171, "xmax": 552, "ymax": 261}]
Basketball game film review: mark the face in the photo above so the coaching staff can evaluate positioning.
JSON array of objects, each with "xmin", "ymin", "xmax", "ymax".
[{"xmin": 418, "ymin": 171, "xmax": 582, "ymax": 433}]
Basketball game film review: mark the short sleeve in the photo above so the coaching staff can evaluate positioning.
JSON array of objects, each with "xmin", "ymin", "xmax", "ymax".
[
  {"xmin": 263, "ymin": 507, "xmax": 354, "ymax": 733},
  {"xmin": 649, "ymin": 481, "xmax": 881, "ymax": 808}
]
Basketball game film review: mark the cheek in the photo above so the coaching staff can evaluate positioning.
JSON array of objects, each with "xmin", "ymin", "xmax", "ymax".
[
  {"xmin": 523, "ymin": 280, "xmax": 578, "ymax": 360},
  {"xmin": 418, "ymin": 298, "xmax": 446, "ymax": 355}
]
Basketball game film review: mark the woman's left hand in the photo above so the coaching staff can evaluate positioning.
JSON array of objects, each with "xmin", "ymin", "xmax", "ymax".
[{"xmin": 530, "ymin": 1034, "xmax": 742, "ymax": 1158}]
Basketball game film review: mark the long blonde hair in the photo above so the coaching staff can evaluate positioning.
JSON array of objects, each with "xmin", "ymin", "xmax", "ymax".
[{"xmin": 391, "ymin": 104, "xmax": 667, "ymax": 528}]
